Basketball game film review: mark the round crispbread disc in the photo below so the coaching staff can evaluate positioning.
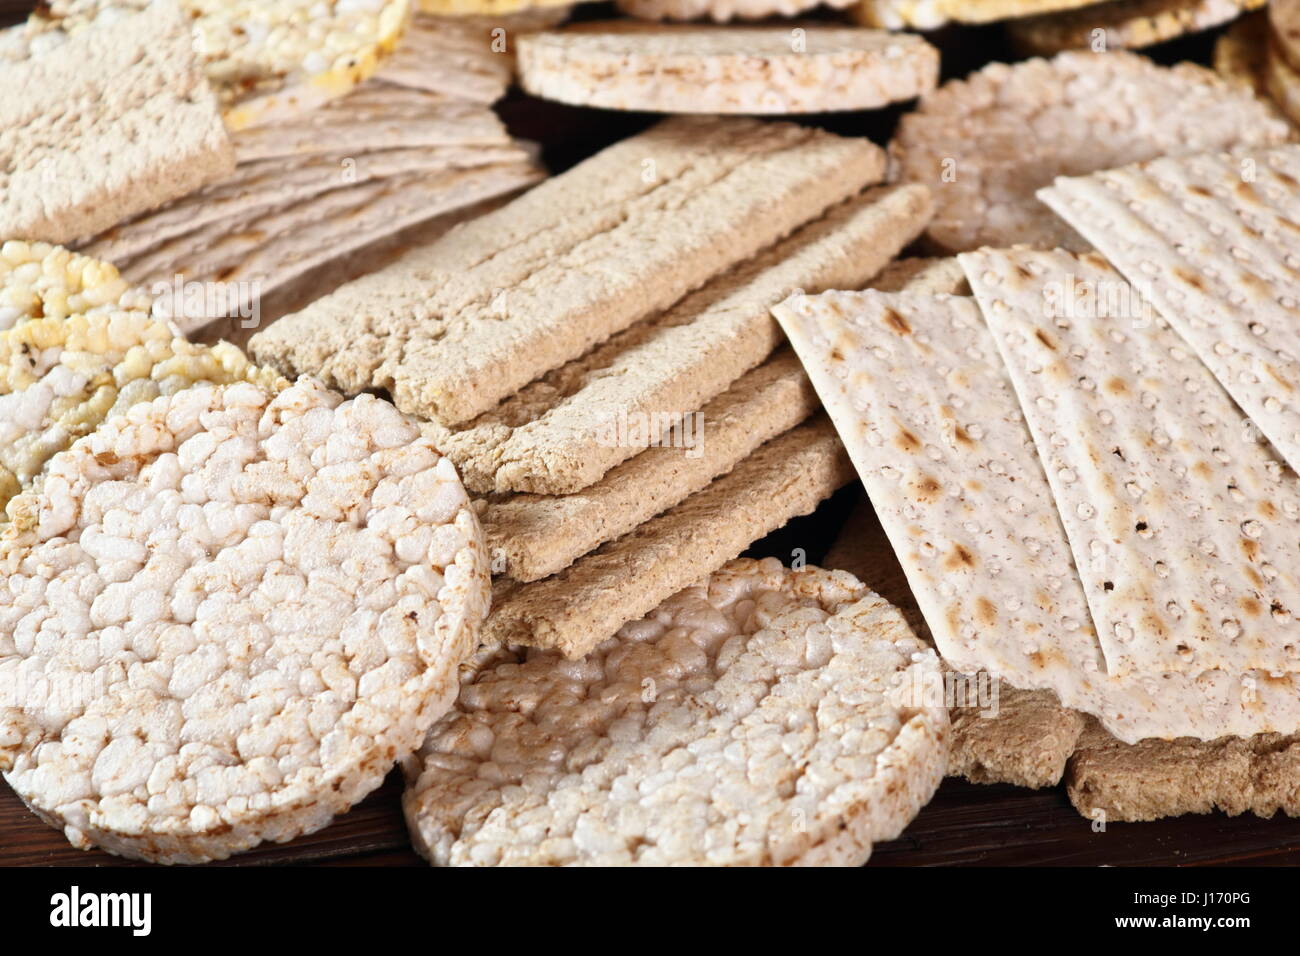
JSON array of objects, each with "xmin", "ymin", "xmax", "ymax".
[
  {"xmin": 1, "ymin": 0, "xmax": 412, "ymax": 130},
  {"xmin": 1270, "ymin": 0, "xmax": 1300, "ymax": 73},
  {"xmin": 1007, "ymin": 0, "xmax": 1265, "ymax": 56},
  {"xmin": 403, "ymin": 557, "xmax": 948, "ymax": 867},
  {"xmin": 0, "ymin": 378, "xmax": 490, "ymax": 863},
  {"xmin": 890, "ymin": 50, "xmax": 1294, "ymax": 253},
  {"xmin": 0, "ymin": 242, "xmax": 152, "ymax": 333},
  {"xmin": 517, "ymin": 23, "xmax": 939, "ymax": 115},
  {"xmin": 616, "ymin": 0, "xmax": 854, "ymax": 23}
]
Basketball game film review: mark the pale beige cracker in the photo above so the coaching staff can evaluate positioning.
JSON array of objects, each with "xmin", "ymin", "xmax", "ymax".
[
  {"xmin": 405, "ymin": 558, "xmax": 947, "ymax": 866},
  {"xmin": 483, "ymin": 417, "xmax": 854, "ymax": 658},
  {"xmin": 617, "ymin": 0, "xmax": 855, "ymax": 21},
  {"xmin": 890, "ymin": 51, "xmax": 1292, "ymax": 253},
  {"xmin": 964, "ymin": 246, "xmax": 1300, "ymax": 678},
  {"xmin": 1265, "ymin": 38, "xmax": 1300, "ymax": 126},
  {"xmin": 250, "ymin": 117, "xmax": 887, "ymax": 428},
  {"xmin": 1009, "ymin": 0, "xmax": 1265, "ymax": 54},
  {"xmin": 484, "ymin": 350, "xmax": 819, "ymax": 583},
  {"xmin": 517, "ymin": 24, "xmax": 939, "ymax": 114},
  {"xmin": 130, "ymin": 161, "xmax": 544, "ymax": 335},
  {"xmin": 0, "ymin": 1, "xmax": 233, "ymax": 245},
  {"xmin": 772, "ymin": 289, "xmax": 1300, "ymax": 743},
  {"xmin": 1067, "ymin": 721, "xmax": 1300, "ymax": 821},
  {"xmin": 1039, "ymin": 146, "xmax": 1300, "ymax": 480},
  {"xmin": 1271, "ymin": 0, "xmax": 1300, "ymax": 73},
  {"xmin": 851, "ymin": 0, "xmax": 1098, "ymax": 29},
  {"xmin": 420, "ymin": 183, "xmax": 928, "ymax": 496}
]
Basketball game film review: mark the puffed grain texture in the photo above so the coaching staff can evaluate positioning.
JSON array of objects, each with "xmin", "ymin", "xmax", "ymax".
[
  {"xmin": 0, "ymin": 241, "xmax": 152, "ymax": 331},
  {"xmin": 851, "ymin": 0, "xmax": 1098, "ymax": 29},
  {"xmin": 404, "ymin": 557, "xmax": 949, "ymax": 866},
  {"xmin": 1008, "ymin": 0, "xmax": 1264, "ymax": 54},
  {"xmin": 618, "ymin": 0, "xmax": 854, "ymax": 20}
]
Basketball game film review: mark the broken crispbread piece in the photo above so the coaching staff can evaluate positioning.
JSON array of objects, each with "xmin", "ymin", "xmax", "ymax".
[
  {"xmin": 483, "ymin": 416, "xmax": 855, "ymax": 657},
  {"xmin": 1008, "ymin": 0, "xmax": 1265, "ymax": 55},
  {"xmin": 0, "ymin": 0, "xmax": 233, "ymax": 245},
  {"xmin": 421, "ymin": 184, "xmax": 930, "ymax": 495},
  {"xmin": 773, "ymin": 289, "xmax": 1300, "ymax": 743},
  {"xmin": 890, "ymin": 51, "xmax": 1292, "ymax": 252},
  {"xmin": 1039, "ymin": 145, "xmax": 1300, "ymax": 478},
  {"xmin": 404, "ymin": 557, "xmax": 948, "ymax": 866},
  {"xmin": 249, "ymin": 117, "xmax": 887, "ymax": 428},
  {"xmin": 963, "ymin": 246, "xmax": 1300, "ymax": 678},
  {"xmin": 516, "ymin": 24, "xmax": 939, "ymax": 114},
  {"xmin": 483, "ymin": 350, "xmax": 819, "ymax": 582}
]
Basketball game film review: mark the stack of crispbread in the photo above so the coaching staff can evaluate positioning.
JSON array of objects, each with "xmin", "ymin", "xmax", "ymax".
[
  {"xmin": 249, "ymin": 116, "xmax": 935, "ymax": 661},
  {"xmin": 68, "ymin": 10, "xmax": 552, "ymax": 335}
]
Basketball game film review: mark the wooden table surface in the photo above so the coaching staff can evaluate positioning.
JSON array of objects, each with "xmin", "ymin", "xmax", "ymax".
[{"xmin": 3, "ymin": 2, "xmax": 1297, "ymax": 867}]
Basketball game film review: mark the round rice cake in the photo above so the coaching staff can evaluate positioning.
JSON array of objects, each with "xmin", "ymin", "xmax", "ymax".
[
  {"xmin": 0, "ymin": 310, "xmax": 284, "ymax": 520},
  {"xmin": 516, "ymin": 23, "xmax": 940, "ymax": 115},
  {"xmin": 890, "ymin": 50, "xmax": 1294, "ymax": 252},
  {"xmin": 0, "ymin": 241, "xmax": 151, "ymax": 333},
  {"xmin": 403, "ymin": 557, "xmax": 948, "ymax": 867},
  {"xmin": 850, "ymin": 0, "xmax": 1099, "ymax": 30},
  {"xmin": 0, "ymin": 377, "xmax": 490, "ymax": 863},
  {"xmin": 616, "ymin": 0, "xmax": 855, "ymax": 23},
  {"xmin": 1, "ymin": 0, "xmax": 412, "ymax": 130},
  {"xmin": 1008, "ymin": 0, "xmax": 1265, "ymax": 56}
]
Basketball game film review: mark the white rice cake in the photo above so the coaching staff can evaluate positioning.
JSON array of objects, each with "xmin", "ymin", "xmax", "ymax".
[{"xmin": 0, "ymin": 241, "xmax": 152, "ymax": 332}]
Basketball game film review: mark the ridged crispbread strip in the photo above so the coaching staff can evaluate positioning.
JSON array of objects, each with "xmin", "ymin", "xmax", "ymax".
[
  {"xmin": 375, "ymin": 15, "xmax": 511, "ymax": 101},
  {"xmin": 516, "ymin": 24, "xmax": 939, "ymax": 114},
  {"xmin": 617, "ymin": 0, "xmax": 856, "ymax": 21},
  {"xmin": 964, "ymin": 247, "xmax": 1300, "ymax": 678},
  {"xmin": 890, "ymin": 51, "xmax": 1293, "ymax": 253},
  {"xmin": 484, "ymin": 351, "xmax": 819, "ymax": 583},
  {"xmin": 851, "ymin": 0, "xmax": 1098, "ymax": 29},
  {"xmin": 405, "ymin": 558, "xmax": 948, "ymax": 866},
  {"xmin": 0, "ymin": 1, "xmax": 233, "ymax": 245},
  {"xmin": 1067, "ymin": 722, "xmax": 1300, "ymax": 822},
  {"xmin": 868, "ymin": 256, "xmax": 969, "ymax": 295},
  {"xmin": 250, "ymin": 117, "xmax": 887, "ymax": 428},
  {"xmin": 421, "ymin": 184, "xmax": 929, "ymax": 496},
  {"xmin": 1008, "ymin": 0, "xmax": 1264, "ymax": 54},
  {"xmin": 772, "ymin": 290, "xmax": 1300, "ymax": 743},
  {"xmin": 1039, "ymin": 146, "xmax": 1300, "ymax": 479},
  {"xmin": 1271, "ymin": 0, "xmax": 1300, "ymax": 73},
  {"xmin": 129, "ymin": 162, "xmax": 543, "ymax": 334},
  {"xmin": 483, "ymin": 417, "xmax": 854, "ymax": 658}
]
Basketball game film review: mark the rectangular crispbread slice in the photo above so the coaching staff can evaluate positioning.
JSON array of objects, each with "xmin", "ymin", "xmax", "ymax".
[
  {"xmin": 0, "ymin": 1, "xmax": 233, "ymax": 244},
  {"xmin": 421, "ymin": 184, "xmax": 931, "ymax": 495},
  {"xmin": 374, "ymin": 16, "xmax": 513, "ymax": 102},
  {"xmin": 483, "ymin": 350, "xmax": 819, "ymax": 583},
  {"xmin": 1038, "ymin": 146, "xmax": 1300, "ymax": 477},
  {"xmin": 868, "ymin": 256, "xmax": 970, "ymax": 295},
  {"xmin": 248, "ymin": 117, "xmax": 888, "ymax": 428},
  {"xmin": 772, "ymin": 288, "xmax": 1300, "ymax": 743},
  {"xmin": 482, "ymin": 416, "xmax": 855, "ymax": 658},
  {"xmin": 134, "ymin": 161, "xmax": 543, "ymax": 333},
  {"xmin": 963, "ymin": 247, "xmax": 1300, "ymax": 678},
  {"xmin": 1067, "ymin": 721, "xmax": 1300, "ymax": 821}
]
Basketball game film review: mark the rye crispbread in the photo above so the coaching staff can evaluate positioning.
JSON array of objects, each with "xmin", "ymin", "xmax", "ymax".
[
  {"xmin": 482, "ymin": 416, "xmax": 855, "ymax": 658},
  {"xmin": 773, "ymin": 289, "xmax": 1300, "ymax": 743},
  {"xmin": 484, "ymin": 351, "xmax": 819, "ymax": 582},
  {"xmin": 404, "ymin": 558, "xmax": 948, "ymax": 866},
  {"xmin": 617, "ymin": 0, "xmax": 855, "ymax": 20},
  {"xmin": 1039, "ymin": 146, "xmax": 1300, "ymax": 479},
  {"xmin": 964, "ymin": 247, "xmax": 1300, "ymax": 678},
  {"xmin": 250, "ymin": 117, "xmax": 888, "ymax": 428},
  {"xmin": 0, "ymin": 1, "xmax": 233, "ymax": 245},
  {"xmin": 1008, "ymin": 0, "xmax": 1264, "ymax": 55},
  {"xmin": 516, "ymin": 24, "xmax": 939, "ymax": 114},
  {"xmin": 890, "ymin": 51, "xmax": 1292, "ymax": 253},
  {"xmin": 419, "ymin": 184, "xmax": 929, "ymax": 496},
  {"xmin": 867, "ymin": 256, "xmax": 970, "ymax": 295}
]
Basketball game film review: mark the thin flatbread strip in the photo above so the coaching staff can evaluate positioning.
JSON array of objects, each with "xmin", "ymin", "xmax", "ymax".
[
  {"xmin": 134, "ymin": 161, "xmax": 543, "ymax": 335},
  {"xmin": 772, "ymin": 289, "xmax": 1300, "ymax": 743},
  {"xmin": 374, "ymin": 14, "xmax": 517, "ymax": 102},
  {"xmin": 0, "ymin": 241, "xmax": 152, "ymax": 331},
  {"xmin": 890, "ymin": 51, "xmax": 1293, "ymax": 253},
  {"xmin": 1008, "ymin": 0, "xmax": 1264, "ymax": 54},
  {"xmin": 1067, "ymin": 721, "xmax": 1300, "ymax": 822},
  {"xmin": 516, "ymin": 24, "xmax": 939, "ymax": 114},
  {"xmin": 851, "ymin": 0, "xmax": 1099, "ymax": 29},
  {"xmin": 84, "ymin": 145, "xmax": 522, "ymax": 268},
  {"xmin": 617, "ymin": 0, "xmax": 855, "ymax": 20},
  {"xmin": 1265, "ymin": 37, "xmax": 1300, "ymax": 126},
  {"xmin": 1039, "ymin": 146, "xmax": 1300, "ymax": 479},
  {"xmin": 404, "ymin": 558, "xmax": 947, "ymax": 866},
  {"xmin": 423, "ymin": 184, "xmax": 928, "ymax": 496},
  {"xmin": 483, "ymin": 416, "xmax": 854, "ymax": 658},
  {"xmin": 249, "ymin": 117, "xmax": 885, "ymax": 428},
  {"xmin": 484, "ymin": 350, "xmax": 819, "ymax": 583},
  {"xmin": 0, "ymin": 1, "xmax": 233, "ymax": 246},
  {"xmin": 965, "ymin": 247, "xmax": 1300, "ymax": 678}
]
